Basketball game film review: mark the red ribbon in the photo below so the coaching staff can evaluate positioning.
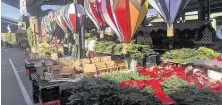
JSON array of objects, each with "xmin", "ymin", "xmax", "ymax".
[{"xmin": 120, "ymin": 64, "xmax": 222, "ymax": 104}]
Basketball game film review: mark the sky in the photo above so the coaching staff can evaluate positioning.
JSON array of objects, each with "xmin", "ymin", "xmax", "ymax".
[
  {"xmin": 1, "ymin": 2, "xmax": 61, "ymax": 20},
  {"xmin": 1, "ymin": 3, "xmax": 20, "ymax": 20}
]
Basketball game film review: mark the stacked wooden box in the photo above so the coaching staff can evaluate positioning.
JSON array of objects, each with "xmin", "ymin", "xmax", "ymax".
[
  {"xmin": 33, "ymin": 59, "xmax": 58, "ymax": 80},
  {"xmin": 75, "ymin": 56, "xmax": 126, "ymax": 76},
  {"xmin": 57, "ymin": 56, "xmax": 126, "ymax": 77}
]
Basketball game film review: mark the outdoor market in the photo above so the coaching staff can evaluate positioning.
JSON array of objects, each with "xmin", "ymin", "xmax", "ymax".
[{"xmin": 2, "ymin": 0, "xmax": 222, "ymax": 105}]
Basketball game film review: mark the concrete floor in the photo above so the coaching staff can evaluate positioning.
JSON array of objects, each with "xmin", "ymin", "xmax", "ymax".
[{"xmin": 1, "ymin": 48, "xmax": 34, "ymax": 105}]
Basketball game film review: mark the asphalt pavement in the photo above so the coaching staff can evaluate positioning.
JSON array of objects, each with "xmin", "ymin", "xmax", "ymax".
[{"xmin": 1, "ymin": 48, "xmax": 34, "ymax": 105}]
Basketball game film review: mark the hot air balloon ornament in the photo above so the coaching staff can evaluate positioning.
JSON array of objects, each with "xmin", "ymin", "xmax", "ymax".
[
  {"xmin": 84, "ymin": 0, "xmax": 107, "ymax": 38},
  {"xmin": 48, "ymin": 11, "xmax": 57, "ymax": 24},
  {"xmin": 65, "ymin": 3, "xmax": 86, "ymax": 40},
  {"xmin": 101, "ymin": 0, "xmax": 149, "ymax": 54},
  {"xmin": 41, "ymin": 16, "xmax": 55, "ymax": 35},
  {"xmin": 62, "ymin": 4, "xmax": 73, "ymax": 33},
  {"xmin": 55, "ymin": 7, "xmax": 69, "ymax": 38},
  {"xmin": 147, "ymin": 0, "xmax": 191, "ymax": 37}
]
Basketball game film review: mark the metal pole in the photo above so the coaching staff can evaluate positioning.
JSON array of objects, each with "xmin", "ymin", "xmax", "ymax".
[{"xmin": 199, "ymin": 0, "xmax": 204, "ymax": 20}]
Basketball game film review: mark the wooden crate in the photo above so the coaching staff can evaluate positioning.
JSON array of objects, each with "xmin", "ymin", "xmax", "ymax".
[
  {"xmin": 82, "ymin": 64, "xmax": 97, "ymax": 76},
  {"xmin": 105, "ymin": 61, "xmax": 118, "ymax": 72},
  {"xmin": 60, "ymin": 66, "xmax": 75, "ymax": 79},
  {"xmin": 81, "ymin": 58, "xmax": 91, "ymax": 64},
  {"xmin": 100, "ymin": 56, "xmax": 112, "ymax": 62},
  {"xmin": 59, "ymin": 60, "xmax": 70, "ymax": 66},
  {"xmin": 114, "ymin": 60, "xmax": 126, "ymax": 71},
  {"xmin": 95, "ymin": 62, "xmax": 109, "ymax": 75},
  {"xmin": 90, "ymin": 57, "xmax": 101, "ymax": 63}
]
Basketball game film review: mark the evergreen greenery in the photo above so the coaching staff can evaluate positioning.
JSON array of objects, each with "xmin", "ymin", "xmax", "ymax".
[
  {"xmin": 93, "ymin": 41, "xmax": 152, "ymax": 59},
  {"xmin": 163, "ymin": 47, "xmax": 221, "ymax": 64},
  {"xmin": 67, "ymin": 72, "xmax": 220, "ymax": 105}
]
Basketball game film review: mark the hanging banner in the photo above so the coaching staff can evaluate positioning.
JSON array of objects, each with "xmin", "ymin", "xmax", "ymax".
[{"xmin": 20, "ymin": 0, "xmax": 27, "ymax": 15}]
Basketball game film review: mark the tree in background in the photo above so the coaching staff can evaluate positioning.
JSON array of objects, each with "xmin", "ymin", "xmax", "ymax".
[{"xmin": 5, "ymin": 32, "xmax": 16, "ymax": 44}]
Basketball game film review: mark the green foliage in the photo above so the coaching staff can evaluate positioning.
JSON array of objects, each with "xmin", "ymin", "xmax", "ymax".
[
  {"xmin": 128, "ymin": 44, "xmax": 152, "ymax": 59},
  {"xmin": 94, "ymin": 41, "xmax": 152, "ymax": 59},
  {"xmin": 26, "ymin": 27, "xmax": 35, "ymax": 47},
  {"xmin": 67, "ymin": 72, "xmax": 219, "ymax": 105},
  {"xmin": 5, "ymin": 32, "xmax": 16, "ymax": 44},
  {"xmin": 101, "ymin": 71, "xmax": 149, "ymax": 84},
  {"xmin": 94, "ymin": 41, "xmax": 116, "ymax": 54},
  {"xmin": 114, "ymin": 44, "xmax": 123, "ymax": 55},
  {"xmin": 68, "ymin": 77, "xmax": 160, "ymax": 105},
  {"xmin": 197, "ymin": 47, "xmax": 221, "ymax": 58},
  {"xmin": 162, "ymin": 77, "xmax": 220, "ymax": 105},
  {"xmin": 163, "ymin": 47, "xmax": 221, "ymax": 64}
]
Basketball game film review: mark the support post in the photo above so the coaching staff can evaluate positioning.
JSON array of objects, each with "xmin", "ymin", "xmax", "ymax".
[{"xmin": 198, "ymin": 0, "xmax": 204, "ymax": 20}]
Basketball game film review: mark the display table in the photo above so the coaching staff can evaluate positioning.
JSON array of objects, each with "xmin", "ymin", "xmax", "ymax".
[{"xmin": 31, "ymin": 73, "xmax": 70, "ymax": 105}]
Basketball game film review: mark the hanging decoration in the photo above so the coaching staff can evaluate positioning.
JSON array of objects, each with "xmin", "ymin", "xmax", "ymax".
[
  {"xmin": 66, "ymin": 3, "xmax": 86, "ymax": 40},
  {"xmin": 84, "ymin": 0, "xmax": 107, "ymax": 38},
  {"xmin": 101, "ymin": 0, "xmax": 149, "ymax": 54},
  {"xmin": 55, "ymin": 7, "xmax": 69, "ymax": 38},
  {"xmin": 63, "ymin": 4, "xmax": 73, "ymax": 33},
  {"xmin": 41, "ymin": 16, "xmax": 55, "ymax": 36},
  {"xmin": 75, "ymin": 4, "xmax": 86, "ymax": 32},
  {"xmin": 147, "ymin": 0, "xmax": 190, "ymax": 37},
  {"xmin": 48, "ymin": 11, "xmax": 57, "ymax": 24}
]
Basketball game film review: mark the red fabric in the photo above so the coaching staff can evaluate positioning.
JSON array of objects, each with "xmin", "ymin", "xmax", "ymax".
[
  {"xmin": 211, "ymin": 56, "xmax": 222, "ymax": 62},
  {"xmin": 40, "ymin": 100, "xmax": 60, "ymax": 105},
  {"xmin": 90, "ymin": 2, "xmax": 103, "ymax": 25},
  {"xmin": 96, "ymin": 0, "xmax": 106, "ymax": 24},
  {"xmin": 120, "ymin": 64, "xmax": 222, "ymax": 104},
  {"xmin": 69, "ymin": 14, "xmax": 77, "ymax": 32},
  {"xmin": 89, "ymin": 51, "xmax": 94, "ymax": 58},
  {"xmin": 115, "ymin": 0, "xmax": 131, "ymax": 43}
]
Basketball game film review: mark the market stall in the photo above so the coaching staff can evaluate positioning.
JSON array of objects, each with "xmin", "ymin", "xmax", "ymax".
[{"xmin": 24, "ymin": 0, "xmax": 222, "ymax": 105}]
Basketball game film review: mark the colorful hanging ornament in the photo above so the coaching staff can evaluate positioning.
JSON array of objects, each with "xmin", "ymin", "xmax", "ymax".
[
  {"xmin": 101, "ymin": 0, "xmax": 149, "ymax": 54},
  {"xmin": 147, "ymin": 0, "xmax": 190, "ymax": 37},
  {"xmin": 66, "ymin": 3, "xmax": 86, "ymax": 40},
  {"xmin": 63, "ymin": 4, "xmax": 73, "ymax": 33},
  {"xmin": 67, "ymin": 3, "xmax": 78, "ymax": 39},
  {"xmin": 48, "ymin": 11, "xmax": 57, "ymax": 24},
  {"xmin": 84, "ymin": 0, "xmax": 107, "ymax": 38},
  {"xmin": 56, "ymin": 7, "xmax": 69, "ymax": 38}
]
